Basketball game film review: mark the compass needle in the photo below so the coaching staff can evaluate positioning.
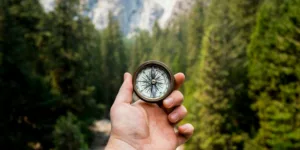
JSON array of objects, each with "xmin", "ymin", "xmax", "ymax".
[
  {"xmin": 151, "ymin": 66, "xmax": 155, "ymax": 79},
  {"xmin": 152, "ymin": 85, "xmax": 156, "ymax": 98},
  {"xmin": 154, "ymin": 68, "xmax": 158, "ymax": 77}
]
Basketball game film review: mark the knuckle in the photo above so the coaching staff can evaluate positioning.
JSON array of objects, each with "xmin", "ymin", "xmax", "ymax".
[{"xmin": 173, "ymin": 90, "xmax": 184, "ymax": 102}]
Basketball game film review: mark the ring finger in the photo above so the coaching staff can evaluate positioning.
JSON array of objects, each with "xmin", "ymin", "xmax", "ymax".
[{"xmin": 168, "ymin": 105, "xmax": 188, "ymax": 124}]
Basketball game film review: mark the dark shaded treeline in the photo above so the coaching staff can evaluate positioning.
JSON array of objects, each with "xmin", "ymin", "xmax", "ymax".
[{"xmin": 0, "ymin": 0, "xmax": 123, "ymax": 149}]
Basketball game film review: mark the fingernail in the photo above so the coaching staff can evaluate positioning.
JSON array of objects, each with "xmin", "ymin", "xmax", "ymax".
[
  {"xmin": 180, "ymin": 124, "xmax": 189, "ymax": 130},
  {"xmin": 180, "ymin": 124, "xmax": 192, "ymax": 132},
  {"xmin": 164, "ymin": 98, "xmax": 173, "ymax": 108},
  {"xmin": 171, "ymin": 113, "xmax": 178, "ymax": 122}
]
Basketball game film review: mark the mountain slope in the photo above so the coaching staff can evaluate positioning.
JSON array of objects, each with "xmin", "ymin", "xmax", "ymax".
[{"xmin": 39, "ymin": 0, "xmax": 195, "ymax": 37}]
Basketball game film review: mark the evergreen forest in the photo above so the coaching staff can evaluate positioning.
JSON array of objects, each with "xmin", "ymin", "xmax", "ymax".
[{"xmin": 0, "ymin": 0, "xmax": 300, "ymax": 149}]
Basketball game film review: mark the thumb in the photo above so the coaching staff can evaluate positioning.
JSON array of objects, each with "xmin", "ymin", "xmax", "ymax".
[{"xmin": 114, "ymin": 72, "xmax": 133, "ymax": 104}]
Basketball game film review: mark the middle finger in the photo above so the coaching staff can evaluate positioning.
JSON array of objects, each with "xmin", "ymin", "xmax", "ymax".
[
  {"xmin": 168, "ymin": 105, "xmax": 188, "ymax": 123},
  {"xmin": 163, "ymin": 90, "xmax": 184, "ymax": 109}
]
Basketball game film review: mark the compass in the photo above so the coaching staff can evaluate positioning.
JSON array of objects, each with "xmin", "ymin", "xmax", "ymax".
[{"xmin": 133, "ymin": 60, "xmax": 175, "ymax": 103}]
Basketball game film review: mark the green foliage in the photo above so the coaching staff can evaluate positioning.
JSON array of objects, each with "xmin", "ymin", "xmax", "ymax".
[
  {"xmin": 186, "ymin": 0, "xmax": 205, "ymax": 68},
  {"xmin": 46, "ymin": 0, "xmax": 95, "ymax": 112},
  {"xmin": 53, "ymin": 112, "xmax": 88, "ymax": 150},
  {"xmin": 248, "ymin": 0, "xmax": 300, "ymax": 149},
  {"xmin": 129, "ymin": 18, "xmax": 189, "ymax": 75},
  {"xmin": 100, "ymin": 12, "xmax": 127, "ymax": 116},
  {"xmin": 129, "ymin": 31, "xmax": 153, "ymax": 72},
  {"xmin": 185, "ymin": 0, "xmax": 262, "ymax": 149},
  {"xmin": 0, "ymin": 0, "xmax": 53, "ymax": 149},
  {"xmin": 1, "ymin": 0, "xmax": 300, "ymax": 149},
  {"xmin": 0, "ymin": 0, "xmax": 103, "ymax": 149},
  {"xmin": 183, "ymin": 0, "xmax": 206, "ymax": 125}
]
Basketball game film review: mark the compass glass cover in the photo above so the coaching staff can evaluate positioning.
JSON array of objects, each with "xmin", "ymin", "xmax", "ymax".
[{"xmin": 135, "ymin": 66, "xmax": 171, "ymax": 99}]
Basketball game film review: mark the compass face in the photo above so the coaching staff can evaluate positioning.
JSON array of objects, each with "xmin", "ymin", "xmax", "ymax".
[{"xmin": 133, "ymin": 61, "xmax": 174, "ymax": 103}]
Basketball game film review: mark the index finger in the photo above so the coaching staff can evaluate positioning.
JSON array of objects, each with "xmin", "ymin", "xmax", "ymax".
[{"xmin": 174, "ymin": 73, "xmax": 185, "ymax": 90}]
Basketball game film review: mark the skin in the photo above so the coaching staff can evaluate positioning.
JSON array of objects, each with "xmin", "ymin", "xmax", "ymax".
[{"xmin": 105, "ymin": 72, "xmax": 194, "ymax": 150}]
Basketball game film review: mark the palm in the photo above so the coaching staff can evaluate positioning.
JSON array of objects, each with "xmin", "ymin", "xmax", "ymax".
[{"xmin": 111, "ymin": 101, "xmax": 177, "ymax": 149}]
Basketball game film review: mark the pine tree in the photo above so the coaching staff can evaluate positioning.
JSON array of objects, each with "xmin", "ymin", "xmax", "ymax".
[
  {"xmin": 168, "ymin": 18, "xmax": 188, "ymax": 74},
  {"xmin": 152, "ymin": 21, "xmax": 162, "ymax": 44},
  {"xmin": 150, "ymin": 21, "xmax": 166, "ymax": 62},
  {"xmin": 186, "ymin": 0, "xmax": 262, "ymax": 149},
  {"xmin": 183, "ymin": 0, "xmax": 206, "ymax": 118},
  {"xmin": 186, "ymin": 0, "xmax": 205, "ymax": 68},
  {"xmin": 43, "ymin": 0, "xmax": 103, "ymax": 148},
  {"xmin": 149, "ymin": 19, "xmax": 188, "ymax": 74},
  {"xmin": 53, "ymin": 112, "xmax": 88, "ymax": 150},
  {"xmin": 0, "ymin": 0, "xmax": 53, "ymax": 148},
  {"xmin": 100, "ymin": 12, "xmax": 127, "ymax": 116},
  {"xmin": 129, "ymin": 30, "xmax": 152, "ymax": 72},
  {"xmin": 46, "ymin": 0, "xmax": 100, "ymax": 114},
  {"xmin": 248, "ymin": 0, "xmax": 300, "ymax": 149}
]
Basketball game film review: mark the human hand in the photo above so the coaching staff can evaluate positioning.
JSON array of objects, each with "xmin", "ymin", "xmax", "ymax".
[{"xmin": 105, "ymin": 72, "xmax": 194, "ymax": 150}]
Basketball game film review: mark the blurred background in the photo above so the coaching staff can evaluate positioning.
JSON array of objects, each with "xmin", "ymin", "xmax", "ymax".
[{"xmin": 0, "ymin": 0, "xmax": 300, "ymax": 149}]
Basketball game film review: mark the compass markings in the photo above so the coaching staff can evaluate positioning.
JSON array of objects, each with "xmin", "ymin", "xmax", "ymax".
[{"xmin": 136, "ymin": 66, "xmax": 170, "ymax": 99}]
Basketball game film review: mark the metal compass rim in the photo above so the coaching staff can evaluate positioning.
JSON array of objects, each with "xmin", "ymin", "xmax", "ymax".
[{"xmin": 133, "ymin": 60, "xmax": 175, "ymax": 103}]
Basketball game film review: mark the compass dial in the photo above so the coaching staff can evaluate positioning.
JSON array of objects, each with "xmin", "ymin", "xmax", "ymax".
[{"xmin": 133, "ymin": 61, "xmax": 174, "ymax": 103}]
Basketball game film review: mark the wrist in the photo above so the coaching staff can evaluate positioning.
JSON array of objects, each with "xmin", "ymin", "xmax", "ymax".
[{"xmin": 105, "ymin": 135, "xmax": 137, "ymax": 150}]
